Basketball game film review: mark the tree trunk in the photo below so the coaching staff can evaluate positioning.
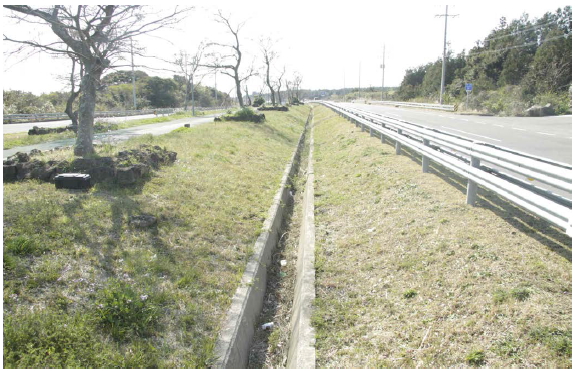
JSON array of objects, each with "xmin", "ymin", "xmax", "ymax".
[
  {"xmin": 184, "ymin": 78, "xmax": 189, "ymax": 110},
  {"xmin": 191, "ymin": 75, "xmax": 195, "ymax": 116},
  {"xmin": 266, "ymin": 64, "xmax": 275, "ymax": 105},
  {"xmin": 276, "ymin": 88, "xmax": 282, "ymax": 105},
  {"xmin": 74, "ymin": 70, "xmax": 98, "ymax": 157},
  {"xmin": 235, "ymin": 75, "xmax": 244, "ymax": 107},
  {"xmin": 64, "ymin": 90, "xmax": 80, "ymax": 133}
]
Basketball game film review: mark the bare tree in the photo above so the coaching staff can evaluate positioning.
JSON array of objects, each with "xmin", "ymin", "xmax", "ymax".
[
  {"xmin": 174, "ymin": 42, "xmax": 205, "ymax": 114},
  {"xmin": 292, "ymin": 72, "xmax": 303, "ymax": 102},
  {"xmin": 259, "ymin": 38, "xmax": 277, "ymax": 106},
  {"xmin": 202, "ymin": 10, "xmax": 257, "ymax": 107},
  {"xmin": 244, "ymin": 84, "xmax": 252, "ymax": 106},
  {"xmin": 274, "ymin": 66, "xmax": 286, "ymax": 105},
  {"xmin": 3, "ymin": 5, "xmax": 190, "ymax": 157}
]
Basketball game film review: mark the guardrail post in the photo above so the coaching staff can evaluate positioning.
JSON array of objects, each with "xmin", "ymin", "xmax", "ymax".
[
  {"xmin": 369, "ymin": 127, "xmax": 374, "ymax": 137},
  {"xmin": 422, "ymin": 139, "xmax": 430, "ymax": 173},
  {"xmin": 395, "ymin": 129, "xmax": 402, "ymax": 155},
  {"xmin": 466, "ymin": 156, "xmax": 480, "ymax": 205},
  {"xmin": 380, "ymin": 132, "xmax": 385, "ymax": 144}
]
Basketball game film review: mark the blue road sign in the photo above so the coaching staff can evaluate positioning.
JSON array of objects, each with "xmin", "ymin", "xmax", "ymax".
[{"xmin": 465, "ymin": 83, "xmax": 473, "ymax": 92}]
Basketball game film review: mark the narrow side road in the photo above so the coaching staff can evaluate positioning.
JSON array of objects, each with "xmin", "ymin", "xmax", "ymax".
[{"xmin": 3, "ymin": 115, "xmax": 214, "ymax": 159}]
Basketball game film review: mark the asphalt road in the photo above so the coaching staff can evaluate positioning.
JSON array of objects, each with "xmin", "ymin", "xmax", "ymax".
[
  {"xmin": 3, "ymin": 115, "xmax": 214, "ymax": 159},
  {"xmin": 2, "ymin": 113, "xmax": 161, "ymax": 134},
  {"xmin": 341, "ymin": 102, "xmax": 572, "ymax": 164}
]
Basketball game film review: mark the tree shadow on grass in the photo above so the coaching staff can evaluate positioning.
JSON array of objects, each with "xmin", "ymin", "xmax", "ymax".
[
  {"xmin": 372, "ymin": 140, "xmax": 571, "ymax": 262},
  {"xmin": 253, "ymin": 122, "xmax": 296, "ymax": 146}
]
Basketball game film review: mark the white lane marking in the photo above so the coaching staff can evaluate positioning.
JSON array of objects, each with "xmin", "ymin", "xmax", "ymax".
[
  {"xmin": 461, "ymin": 119, "xmax": 469, "ymax": 122},
  {"xmin": 537, "ymin": 132, "xmax": 555, "ymax": 136},
  {"xmin": 493, "ymin": 124, "xmax": 504, "ymax": 127},
  {"xmin": 473, "ymin": 121, "xmax": 486, "ymax": 125},
  {"xmin": 441, "ymin": 126, "xmax": 502, "ymax": 142},
  {"xmin": 512, "ymin": 128, "xmax": 526, "ymax": 131},
  {"xmin": 438, "ymin": 115, "xmax": 446, "ymax": 118}
]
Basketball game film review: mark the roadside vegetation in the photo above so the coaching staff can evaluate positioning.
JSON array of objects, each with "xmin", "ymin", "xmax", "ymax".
[
  {"xmin": 311, "ymin": 104, "xmax": 571, "ymax": 368},
  {"xmin": 395, "ymin": 7, "xmax": 571, "ymax": 116},
  {"xmin": 3, "ymin": 106, "xmax": 309, "ymax": 368},
  {"xmin": 3, "ymin": 110, "xmax": 225, "ymax": 150}
]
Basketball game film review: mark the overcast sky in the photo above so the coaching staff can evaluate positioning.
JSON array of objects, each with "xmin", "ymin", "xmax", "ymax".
[{"xmin": 2, "ymin": 1, "xmax": 570, "ymax": 96}]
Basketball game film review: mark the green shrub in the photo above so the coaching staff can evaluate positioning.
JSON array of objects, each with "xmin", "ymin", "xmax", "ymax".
[
  {"xmin": 403, "ymin": 289, "xmax": 417, "ymax": 299},
  {"xmin": 532, "ymin": 92, "xmax": 572, "ymax": 115},
  {"xmin": 94, "ymin": 121, "xmax": 119, "ymax": 133},
  {"xmin": 529, "ymin": 327, "xmax": 572, "ymax": 357},
  {"xmin": 252, "ymin": 96, "xmax": 265, "ymax": 107},
  {"xmin": 96, "ymin": 280, "xmax": 159, "ymax": 341},
  {"xmin": 215, "ymin": 107, "xmax": 265, "ymax": 123},
  {"xmin": 3, "ymin": 310, "xmax": 102, "ymax": 368},
  {"xmin": 492, "ymin": 289, "xmax": 509, "ymax": 304},
  {"xmin": 465, "ymin": 349, "xmax": 486, "ymax": 365},
  {"xmin": 4, "ymin": 236, "xmax": 38, "ymax": 256},
  {"xmin": 510, "ymin": 287, "xmax": 531, "ymax": 301}
]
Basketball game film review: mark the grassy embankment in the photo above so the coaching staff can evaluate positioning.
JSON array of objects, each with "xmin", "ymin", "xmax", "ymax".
[
  {"xmin": 3, "ymin": 109, "xmax": 225, "ymax": 150},
  {"xmin": 3, "ymin": 106, "xmax": 309, "ymax": 368},
  {"xmin": 311, "ymin": 105, "xmax": 571, "ymax": 368}
]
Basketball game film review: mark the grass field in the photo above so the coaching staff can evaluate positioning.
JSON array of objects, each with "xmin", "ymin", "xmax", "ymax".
[
  {"xmin": 3, "ymin": 110, "xmax": 225, "ymax": 150},
  {"xmin": 3, "ymin": 106, "xmax": 309, "ymax": 368},
  {"xmin": 311, "ymin": 104, "xmax": 571, "ymax": 368}
]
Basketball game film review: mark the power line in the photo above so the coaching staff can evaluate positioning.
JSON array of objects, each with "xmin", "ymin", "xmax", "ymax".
[
  {"xmin": 467, "ymin": 32, "xmax": 571, "ymax": 57},
  {"xmin": 481, "ymin": 18, "xmax": 572, "ymax": 44}
]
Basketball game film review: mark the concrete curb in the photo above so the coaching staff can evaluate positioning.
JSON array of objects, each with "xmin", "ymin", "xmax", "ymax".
[
  {"xmin": 212, "ymin": 110, "xmax": 312, "ymax": 369},
  {"xmin": 287, "ymin": 111, "xmax": 316, "ymax": 368}
]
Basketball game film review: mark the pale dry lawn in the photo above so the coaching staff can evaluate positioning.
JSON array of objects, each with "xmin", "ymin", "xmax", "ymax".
[{"xmin": 311, "ymin": 105, "xmax": 571, "ymax": 368}]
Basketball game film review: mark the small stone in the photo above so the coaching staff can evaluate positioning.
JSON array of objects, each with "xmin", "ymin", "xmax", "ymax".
[
  {"xmin": 129, "ymin": 215, "xmax": 157, "ymax": 228},
  {"xmin": 88, "ymin": 166, "xmax": 115, "ymax": 182},
  {"xmin": 116, "ymin": 166, "xmax": 136, "ymax": 185},
  {"xmin": 3, "ymin": 165, "xmax": 17, "ymax": 182},
  {"xmin": 184, "ymin": 123, "xmax": 190, "ymax": 128},
  {"xmin": 280, "ymin": 260, "xmax": 287, "ymax": 267},
  {"xmin": 9, "ymin": 152, "xmax": 30, "ymax": 163}
]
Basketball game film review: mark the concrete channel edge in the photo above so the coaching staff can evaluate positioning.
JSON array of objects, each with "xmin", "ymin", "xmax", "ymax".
[
  {"xmin": 287, "ymin": 111, "xmax": 316, "ymax": 368},
  {"xmin": 212, "ymin": 109, "xmax": 312, "ymax": 369}
]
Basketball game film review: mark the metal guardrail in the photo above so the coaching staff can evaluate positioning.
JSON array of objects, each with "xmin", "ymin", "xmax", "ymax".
[
  {"xmin": 320, "ymin": 101, "xmax": 572, "ymax": 235},
  {"xmin": 362, "ymin": 100, "xmax": 455, "ymax": 111},
  {"xmin": 3, "ymin": 106, "xmax": 223, "ymax": 124}
]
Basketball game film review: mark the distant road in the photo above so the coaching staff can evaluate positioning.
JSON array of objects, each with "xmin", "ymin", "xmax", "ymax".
[
  {"xmin": 2, "ymin": 113, "xmax": 161, "ymax": 134},
  {"xmin": 341, "ymin": 102, "xmax": 572, "ymax": 164},
  {"xmin": 3, "ymin": 115, "xmax": 214, "ymax": 159}
]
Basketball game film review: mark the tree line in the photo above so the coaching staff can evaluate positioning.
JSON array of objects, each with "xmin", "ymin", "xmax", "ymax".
[
  {"xmin": 396, "ymin": 6, "xmax": 572, "ymax": 115},
  {"xmin": 3, "ymin": 71, "xmax": 231, "ymax": 115}
]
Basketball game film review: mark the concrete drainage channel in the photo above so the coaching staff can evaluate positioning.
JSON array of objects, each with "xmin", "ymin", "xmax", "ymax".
[{"xmin": 213, "ymin": 108, "xmax": 317, "ymax": 369}]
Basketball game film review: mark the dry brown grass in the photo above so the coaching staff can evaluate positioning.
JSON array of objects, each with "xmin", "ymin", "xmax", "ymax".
[{"xmin": 311, "ymin": 105, "xmax": 571, "ymax": 368}]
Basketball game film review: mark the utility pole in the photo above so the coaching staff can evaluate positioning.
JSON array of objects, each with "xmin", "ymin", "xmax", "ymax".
[
  {"xmin": 380, "ymin": 44, "xmax": 385, "ymax": 101},
  {"xmin": 436, "ymin": 6, "xmax": 458, "ymax": 104},
  {"xmin": 130, "ymin": 38, "xmax": 136, "ymax": 110},
  {"xmin": 214, "ymin": 71, "xmax": 217, "ymax": 103}
]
